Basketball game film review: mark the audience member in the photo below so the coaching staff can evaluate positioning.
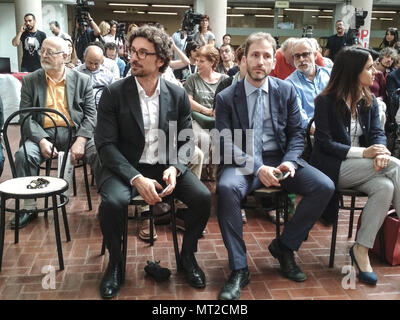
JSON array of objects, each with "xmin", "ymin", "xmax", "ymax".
[
  {"xmin": 103, "ymin": 20, "xmax": 124, "ymax": 49},
  {"xmin": 285, "ymin": 38, "xmax": 331, "ymax": 130},
  {"xmin": 325, "ymin": 20, "xmax": 347, "ymax": 62},
  {"xmin": 49, "ymin": 21, "xmax": 71, "ymax": 41},
  {"xmin": 75, "ymin": 45, "xmax": 114, "ymax": 106},
  {"xmin": 64, "ymin": 39, "xmax": 81, "ymax": 69},
  {"xmin": 98, "ymin": 21, "xmax": 111, "ymax": 44},
  {"xmin": 74, "ymin": 13, "xmax": 101, "ymax": 61},
  {"xmin": 105, "ymin": 42, "xmax": 126, "ymax": 78},
  {"xmin": 379, "ymin": 27, "xmax": 400, "ymax": 52},
  {"xmin": 11, "ymin": 36, "xmax": 98, "ymax": 230},
  {"xmin": 89, "ymin": 41, "xmax": 120, "ymax": 80},
  {"xmin": 222, "ymin": 34, "xmax": 232, "ymax": 45},
  {"xmin": 12, "ymin": 13, "xmax": 46, "ymax": 72},
  {"xmin": 95, "ymin": 25, "xmax": 211, "ymax": 299},
  {"xmin": 216, "ymin": 44, "xmax": 236, "ymax": 75},
  {"xmin": 270, "ymin": 37, "xmax": 325, "ymax": 80},
  {"xmin": 374, "ymin": 47, "xmax": 398, "ymax": 78},
  {"xmin": 178, "ymin": 41, "xmax": 199, "ymax": 82},
  {"xmin": 193, "ymin": 15, "xmax": 215, "ymax": 46},
  {"xmin": 311, "ymin": 46, "xmax": 400, "ymax": 285},
  {"xmin": 215, "ymin": 32, "xmax": 334, "ymax": 300}
]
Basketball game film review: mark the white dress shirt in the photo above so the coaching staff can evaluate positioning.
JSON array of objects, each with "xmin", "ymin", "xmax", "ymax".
[{"xmin": 135, "ymin": 76, "xmax": 161, "ymax": 165}]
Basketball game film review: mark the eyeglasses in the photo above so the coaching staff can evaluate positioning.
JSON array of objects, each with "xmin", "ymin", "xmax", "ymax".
[
  {"xmin": 38, "ymin": 49, "xmax": 64, "ymax": 57},
  {"xmin": 129, "ymin": 47, "xmax": 157, "ymax": 60},
  {"xmin": 293, "ymin": 52, "xmax": 312, "ymax": 60}
]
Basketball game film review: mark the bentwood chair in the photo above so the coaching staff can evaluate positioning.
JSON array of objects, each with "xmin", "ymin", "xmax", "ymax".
[
  {"xmin": 306, "ymin": 117, "xmax": 368, "ymax": 268},
  {"xmin": 100, "ymin": 194, "xmax": 181, "ymax": 281},
  {"xmin": 0, "ymin": 108, "xmax": 73, "ymax": 271}
]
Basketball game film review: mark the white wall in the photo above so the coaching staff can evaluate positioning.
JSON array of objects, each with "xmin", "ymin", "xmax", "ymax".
[
  {"xmin": 0, "ymin": 3, "xmax": 18, "ymax": 72},
  {"xmin": 42, "ymin": 2, "xmax": 69, "ymax": 39}
]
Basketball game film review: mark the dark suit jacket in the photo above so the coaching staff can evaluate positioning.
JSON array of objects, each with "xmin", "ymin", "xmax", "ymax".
[
  {"xmin": 215, "ymin": 77, "xmax": 305, "ymax": 175},
  {"xmin": 310, "ymin": 93, "xmax": 386, "ymax": 220},
  {"xmin": 19, "ymin": 68, "xmax": 96, "ymax": 144},
  {"xmin": 95, "ymin": 76, "xmax": 193, "ymax": 189}
]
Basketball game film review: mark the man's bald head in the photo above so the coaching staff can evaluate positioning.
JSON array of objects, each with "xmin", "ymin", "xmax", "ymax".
[{"xmin": 84, "ymin": 45, "xmax": 105, "ymax": 72}]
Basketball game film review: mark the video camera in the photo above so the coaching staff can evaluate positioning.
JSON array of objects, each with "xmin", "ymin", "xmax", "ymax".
[
  {"xmin": 75, "ymin": 0, "xmax": 94, "ymax": 31},
  {"xmin": 346, "ymin": 9, "xmax": 368, "ymax": 45},
  {"xmin": 116, "ymin": 22, "xmax": 126, "ymax": 43},
  {"xmin": 181, "ymin": 8, "xmax": 203, "ymax": 41},
  {"xmin": 302, "ymin": 25, "xmax": 313, "ymax": 38}
]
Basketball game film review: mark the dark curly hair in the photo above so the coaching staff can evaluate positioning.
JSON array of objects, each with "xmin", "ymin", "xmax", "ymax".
[{"xmin": 128, "ymin": 25, "xmax": 172, "ymax": 73}]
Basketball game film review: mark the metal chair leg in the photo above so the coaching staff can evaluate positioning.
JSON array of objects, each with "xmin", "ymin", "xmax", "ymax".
[
  {"xmin": 14, "ymin": 199, "xmax": 20, "ymax": 244},
  {"xmin": 121, "ymin": 206, "xmax": 128, "ymax": 282},
  {"xmin": 348, "ymin": 196, "xmax": 356, "ymax": 238},
  {"xmin": 61, "ymin": 195, "xmax": 71, "ymax": 242},
  {"xmin": 0, "ymin": 196, "xmax": 6, "ymax": 271},
  {"xmin": 169, "ymin": 197, "xmax": 181, "ymax": 271},
  {"xmin": 329, "ymin": 213, "xmax": 339, "ymax": 268},
  {"xmin": 52, "ymin": 195, "xmax": 64, "ymax": 271},
  {"xmin": 82, "ymin": 161, "xmax": 92, "ymax": 211}
]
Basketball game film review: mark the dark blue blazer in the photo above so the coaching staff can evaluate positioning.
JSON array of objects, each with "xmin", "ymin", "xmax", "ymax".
[
  {"xmin": 215, "ymin": 77, "xmax": 305, "ymax": 175},
  {"xmin": 310, "ymin": 93, "xmax": 386, "ymax": 219}
]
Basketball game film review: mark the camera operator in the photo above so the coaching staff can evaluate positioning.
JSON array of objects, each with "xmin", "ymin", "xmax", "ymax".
[
  {"xmin": 12, "ymin": 13, "xmax": 47, "ymax": 72},
  {"xmin": 172, "ymin": 29, "xmax": 188, "ymax": 60},
  {"xmin": 74, "ymin": 12, "xmax": 101, "ymax": 62}
]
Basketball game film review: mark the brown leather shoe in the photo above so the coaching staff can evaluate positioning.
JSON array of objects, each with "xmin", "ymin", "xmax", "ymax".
[
  {"xmin": 153, "ymin": 202, "xmax": 171, "ymax": 217},
  {"xmin": 138, "ymin": 218, "xmax": 158, "ymax": 241}
]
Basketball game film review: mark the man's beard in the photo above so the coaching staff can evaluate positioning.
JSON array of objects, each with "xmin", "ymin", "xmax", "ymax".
[
  {"xmin": 247, "ymin": 65, "xmax": 268, "ymax": 82},
  {"xmin": 26, "ymin": 25, "xmax": 34, "ymax": 31}
]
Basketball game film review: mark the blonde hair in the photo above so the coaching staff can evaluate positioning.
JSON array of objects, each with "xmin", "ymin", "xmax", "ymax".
[{"xmin": 99, "ymin": 21, "xmax": 110, "ymax": 36}]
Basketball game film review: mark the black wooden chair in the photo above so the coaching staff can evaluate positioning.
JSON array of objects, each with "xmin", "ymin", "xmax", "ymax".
[
  {"xmin": 306, "ymin": 117, "xmax": 368, "ymax": 268},
  {"xmin": 100, "ymin": 194, "xmax": 181, "ymax": 282},
  {"xmin": 0, "ymin": 108, "xmax": 73, "ymax": 271}
]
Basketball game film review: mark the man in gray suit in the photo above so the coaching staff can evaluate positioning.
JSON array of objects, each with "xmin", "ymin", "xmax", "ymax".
[{"xmin": 10, "ymin": 36, "xmax": 98, "ymax": 229}]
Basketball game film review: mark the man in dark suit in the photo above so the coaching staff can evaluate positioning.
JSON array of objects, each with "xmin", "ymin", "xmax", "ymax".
[
  {"xmin": 215, "ymin": 32, "xmax": 335, "ymax": 300},
  {"xmin": 12, "ymin": 36, "xmax": 98, "ymax": 229},
  {"xmin": 95, "ymin": 25, "xmax": 211, "ymax": 299}
]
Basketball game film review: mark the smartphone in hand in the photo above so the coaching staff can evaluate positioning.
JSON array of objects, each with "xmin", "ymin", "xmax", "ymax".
[
  {"xmin": 274, "ymin": 171, "xmax": 290, "ymax": 181},
  {"xmin": 159, "ymin": 184, "xmax": 172, "ymax": 196}
]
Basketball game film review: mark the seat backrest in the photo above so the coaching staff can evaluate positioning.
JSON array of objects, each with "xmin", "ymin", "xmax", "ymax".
[
  {"xmin": 3, "ymin": 107, "xmax": 72, "ymax": 179},
  {"xmin": 305, "ymin": 117, "xmax": 315, "ymax": 154},
  {"xmin": 93, "ymin": 85, "xmax": 105, "ymax": 110}
]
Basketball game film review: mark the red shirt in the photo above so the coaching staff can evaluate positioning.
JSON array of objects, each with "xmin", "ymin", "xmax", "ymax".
[{"xmin": 270, "ymin": 48, "xmax": 326, "ymax": 80}]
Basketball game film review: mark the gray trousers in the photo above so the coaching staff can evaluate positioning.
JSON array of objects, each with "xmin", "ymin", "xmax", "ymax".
[
  {"xmin": 15, "ymin": 127, "xmax": 98, "ymax": 179},
  {"xmin": 338, "ymin": 156, "xmax": 400, "ymax": 248}
]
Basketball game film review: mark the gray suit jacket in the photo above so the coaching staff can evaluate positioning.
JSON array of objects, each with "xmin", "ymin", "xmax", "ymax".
[{"xmin": 19, "ymin": 68, "xmax": 96, "ymax": 144}]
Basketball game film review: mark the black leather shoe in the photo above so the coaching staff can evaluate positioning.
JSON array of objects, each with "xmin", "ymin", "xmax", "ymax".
[
  {"xmin": 99, "ymin": 261, "xmax": 123, "ymax": 299},
  {"xmin": 10, "ymin": 211, "xmax": 38, "ymax": 230},
  {"xmin": 268, "ymin": 238, "xmax": 307, "ymax": 282},
  {"xmin": 180, "ymin": 253, "xmax": 206, "ymax": 288},
  {"xmin": 218, "ymin": 267, "xmax": 250, "ymax": 300}
]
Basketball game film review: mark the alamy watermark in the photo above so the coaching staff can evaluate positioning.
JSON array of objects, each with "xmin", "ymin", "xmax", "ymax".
[
  {"xmin": 41, "ymin": 265, "xmax": 56, "ymax": 290},
  {"xmin": 341, "ymin": 265, "xmax": 356, "ymax": 290},
  {"xmin": 144, "ymin": 121, "xmax": 258, "ymax": 175}
]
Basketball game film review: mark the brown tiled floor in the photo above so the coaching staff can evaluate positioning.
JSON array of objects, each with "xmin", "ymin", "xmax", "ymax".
[{"xmin": 1, "ymin": 124, "xmax": 400, "ymax": 300}]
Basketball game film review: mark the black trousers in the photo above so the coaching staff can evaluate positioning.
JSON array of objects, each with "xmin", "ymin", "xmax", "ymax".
[{"xmin": 98, "ymin": 164, "xmax": 211, "ymax": 265}]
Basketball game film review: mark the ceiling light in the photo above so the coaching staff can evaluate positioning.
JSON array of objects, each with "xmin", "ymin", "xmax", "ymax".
[
  {"xmin": 113, "ymin": 10, "xmax": 126, "ymax": 13},
  {"xmin": 318, "ymin": 16, "xmax": 332, "ymax": 19},
  {"xmin": 227, "ymin": 14, "xmax": 245, "ymax": 17},
  {"xmin": 108, "ymin": 3, "xmax": 148, "ymax": 7},
  {"xmin": 255, "ymin": 15, "xmax": 275, "ymax": 18},
  {"xmin": 380, "ymin": 17, "xmax": 394, "ymax": 20},
  {"xmin": 322, "ymin": 9, "xmax": 333, "ymax": 13},
  {"xmin": 372, "ymin": 10, "xmax": 396, "ymax": 14},
  {"xmin": 148, "ymin": 11, "xmax": 178, "ymax": 15},
  {"xmin": 284, "ymin": 8, "xmax": 320, "ymax": 12},
  {"xmin": 152, "ymin": 4, "xmax": 190, "ymax": 8},
  {"xmin": 233, "ymin": 7, "xmax": 272, "ymax": 10}
]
